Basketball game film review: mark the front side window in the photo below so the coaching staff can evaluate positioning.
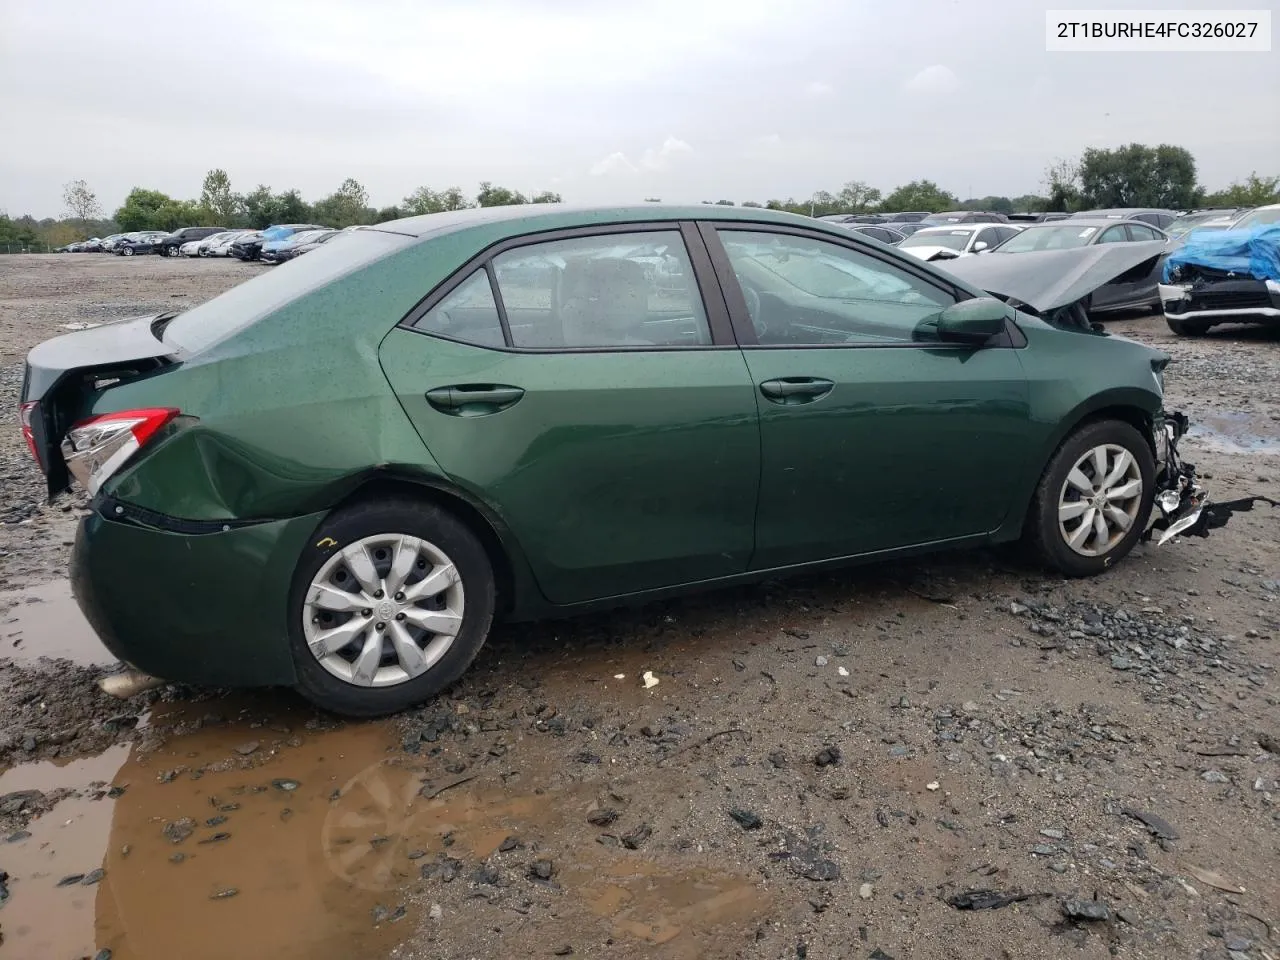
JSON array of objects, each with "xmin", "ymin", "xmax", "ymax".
[
  {"xmin": 491, "ymin": 231, "xmax": 709, "ymax": 348},
  {"xmin": 414, "ymin": 269, "xmax": 504, "ymax": 347},
  {"xmin": 1096, "ymin": 226, "xmax": 1128, "ymax": 244},
  {"xmin": 717, "ymin": 230, "xmax": 954, "ymax": 345}
]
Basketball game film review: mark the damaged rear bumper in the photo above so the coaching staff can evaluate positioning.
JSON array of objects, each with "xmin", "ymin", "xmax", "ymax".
[{"xmin": 1145, "ymin": 411, "xmax": 1276, "ymax": 545}]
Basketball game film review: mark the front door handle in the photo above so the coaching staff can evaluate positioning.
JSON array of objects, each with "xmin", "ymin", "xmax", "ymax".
[
  {"xmin": 759, "ymin": 377, "xmax": 834, "ymax": 404},
  {"xmin": 425, "ymin": 384, "xmax": 525, "ymax": 416}
]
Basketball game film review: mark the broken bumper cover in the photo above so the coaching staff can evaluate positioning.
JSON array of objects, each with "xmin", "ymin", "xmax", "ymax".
[
  {"xmin": 1144, "ymin": 411, "xmax": 1276, "ymax": 545},
  {"xmin": 1158, "ymin": 279, "xmax": 1280, "ymax": 322}
]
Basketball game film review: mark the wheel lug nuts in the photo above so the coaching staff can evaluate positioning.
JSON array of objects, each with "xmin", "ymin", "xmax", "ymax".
[
  {"xmin": 374, "ymin": 590, "xmax": 384, "ymax": 599},
  {"xmin": 362, "ymin": 609, "xmax": 372, "ymax": 617},
  {"xmin": 394, "ymin": 592, "xmax": 405, "ymax": 602},
  {"xmin": 375, "ymin": 622, "xmax": 386, "ymax": 632},
  {"xmin": 395, "ymin": 613, "xmax": 405, "ymax": 621}
]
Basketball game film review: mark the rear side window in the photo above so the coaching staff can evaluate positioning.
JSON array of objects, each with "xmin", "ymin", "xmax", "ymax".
[
  {"xmin": 491, "ymin": 231, "xmax": 710, "ymax": 349},
  {"xmin": 414, "ymin": 270, "xmax": 505, "ymax": 347}
]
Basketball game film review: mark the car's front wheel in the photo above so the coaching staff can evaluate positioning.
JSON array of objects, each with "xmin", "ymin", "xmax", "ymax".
[
  {"xmin": 1167, "ymin": 316, "xmax": 1210, "ymax": 336},
  {"xmin": 1026, "ymin": 419, "xmax": 1155, "ymax": 577},
  {"xmin": 121, "ymin": 247, "xmax": 134, "ymax": 256},
  {"xmin": 287, "ymin": 498, "xmax": 495, "ymax": 717}
]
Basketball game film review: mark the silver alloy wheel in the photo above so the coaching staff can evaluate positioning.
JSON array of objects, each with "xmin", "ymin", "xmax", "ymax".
[
  {"xmin": 302, "ymin": 533, "xmax": 465, "ymax": 688},
  {"xmin": 1057, "ymin": 443, "xmax": 1144, "ymax": 557}
]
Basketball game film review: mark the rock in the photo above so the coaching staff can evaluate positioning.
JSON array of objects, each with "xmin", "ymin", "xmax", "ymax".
[
  {"xmin": 162, "ymin": 817, "xmax": 196, "ymax": 844},
  {"xmin": 57, "ymin": 873, "xmax": 86, "ymax": 887},
  {"xmin": 235, "ymin": 741, "xmax": 260, "ymax": 756},
  {"xmin": 815, "ymin": 656, "xmax": 828, "ymax": 667},
  {"xmin": 6, "ymin": 830, "xmax": 32, "ymax": 843},
  {"xmin": 587, "ymin": 808, "xmax": 618, "ymax": 827},
  {"xmin": 961, "ymin": 700, "xmax": 980, "ymax": 713},
  {"xmin": 1010, "ymin": 602, "xmax": 1029, "ymax": 615},
  {"xmin": 169, "ymin": 853, "xmax": 185, "ymax": 864},
  {"xmin": 553, "ymin": 947, "xmax": 574, "ymax": 956},
  {"xmin": 1110, "ymin": 656, "xmax": 1133, "ymax": 671},
  {"xmin": 271, "ymin": 778, "xmax": 300, "ymax": 792},
  {"xmin": 1040, "ymin": 828, "xmax": 1065, "ymax": 840},
  {"xmin": 1201, "ymin": 770, "xmax": 1230, "ymax": 783},
  {"xmin": 529, "ymin": 859, "xmax": 555, "ymax": 881},
  {"xmin": 769, "ymin": 750, "xmax": 787, "ymax": 768},
  {"xmin": 1031, "ymin": 845, "xmax": 1058, "ymax": 856},
  {"xmin": 81, "ymin": 868, "xmax": 105, "ymax": 885},
  {"xmin": 888, "ymin": 745, "xmax": 910, "ymax": 758},
  {"xmin": 421, "ymin": 857, "xmax": 462, "ymax": 883},
  {"xmin": 814, "ymin": 746, "xmax": 842, "ymax": 767},
  {"xmin": 498, "ymin": 836, "xmax": 521, "ymax": 853},
  {"xmin": 0, "ymin": 789, "xmax": 43, "ymax": 815},
  {"xmin": 621, "ymin": 824, "xmax": 652, "ymax": 850},
  {"xmin": 859, "ymin": 882, "xmax": 873, "ymax": 900},
  {"xmin": 1122, "ymin": 808, "xmax": 1179, "ymax": 840},
  {"xmin": 472, "ymin": 864, "xmax": 500, "ymax": 885},
  {"xmin": 729, "ymin": 807, "xmax": 763, "ymax": 830},
  {"xmin": 1226, "ymin": 938, "xmax": 1252, "ymax": 952},
  {"xmin": 1062, "ymin": 898, "xmax": 1112, "ymax": 922},
  {"xmin": 428, "ymin": 903, "xmax": 443, "ymax": 921},
  {"xmin": 210, "ymin": 888, "xmax": 239, "ymax": 899},
  {"xmin": 574, "ymin": 751, "xmax": 601, "ymax": 765},
  {"xmin": 92, "ymin": 951, "xmax": 112, "ymax": 960}
]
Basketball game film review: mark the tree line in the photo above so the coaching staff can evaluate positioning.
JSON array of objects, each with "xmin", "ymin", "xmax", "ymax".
[{"xmin": 4, "ymin": 143, "xmax": 1278, "ymax": 251}]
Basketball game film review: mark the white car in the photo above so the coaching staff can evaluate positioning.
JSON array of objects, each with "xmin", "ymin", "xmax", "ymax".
[
  {"xmin": 899, "ymin": 223, "xmax": 1023, "ymax": 262},
  {"xmin": 179, "ymin": 239, "xmax": 205, "ymax": 257},
  {"xmin": 201, "ymin": 230, "xmax": 250, "ymax": 257}
]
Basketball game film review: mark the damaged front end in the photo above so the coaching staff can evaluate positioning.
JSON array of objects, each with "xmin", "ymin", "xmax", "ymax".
[{"xmin": 1145, "ymin": 411, "xmax": 1276, "ymax": 545}]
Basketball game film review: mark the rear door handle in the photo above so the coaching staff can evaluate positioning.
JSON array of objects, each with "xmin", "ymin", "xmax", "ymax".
[
  {"xmin": 425, "ymin": 384, "xmax": 525, "ymax": 416},
  {"xmin": 759, "ymin": 377, "xmax": 834, "ymax": 404}
]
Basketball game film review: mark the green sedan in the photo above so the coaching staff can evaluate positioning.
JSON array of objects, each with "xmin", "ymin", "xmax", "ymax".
[{"xmin": 20, "ymin": 204, "xmax": 1231, "ymax": 715}]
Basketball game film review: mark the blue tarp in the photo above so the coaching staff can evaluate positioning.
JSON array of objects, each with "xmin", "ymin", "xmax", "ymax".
[{"xmin": 1163, "ymin": 223, "xmax": 1280, "ymax": 283}]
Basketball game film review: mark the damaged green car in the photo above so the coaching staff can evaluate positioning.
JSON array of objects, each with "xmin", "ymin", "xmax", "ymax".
[{"xmin": 21, "ymin": 205, "xmax": 1242, "ymax": 715}]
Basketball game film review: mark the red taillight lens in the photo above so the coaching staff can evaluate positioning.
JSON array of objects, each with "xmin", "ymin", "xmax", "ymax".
[
  {"xmin": 60, "ymin": 407, "xmax": 180, "ymax": 496},
  {"xmin": 19, "ymin": 401, "xmax": 40, "ymax": 464}
]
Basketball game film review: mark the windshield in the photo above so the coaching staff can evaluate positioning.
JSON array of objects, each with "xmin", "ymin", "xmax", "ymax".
[
  {"xmin": 163, "ymin": 229, "xmax": 412, "ymax": 354},
  {"xmin": 996, "ymin": 224, "xmax": 1099, "ymax": 253},
  {"xmin": 900, "ymin": 229, "xmax": 972, "ymax": 252},
  {"xmin": 1232, "ymin": 207, "xmax": 1280, "ymax": 229}
]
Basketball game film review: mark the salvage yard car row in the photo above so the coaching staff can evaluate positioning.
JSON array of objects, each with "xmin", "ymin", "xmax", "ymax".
[{"xmin": 56, "ymin": 224, "xmax": 347, "ymax": 263}]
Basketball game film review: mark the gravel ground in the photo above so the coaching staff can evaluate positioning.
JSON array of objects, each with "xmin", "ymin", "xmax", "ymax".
[{"xmin": 0, "ymin": 254, "xmax": 1277, "ymax": 960}]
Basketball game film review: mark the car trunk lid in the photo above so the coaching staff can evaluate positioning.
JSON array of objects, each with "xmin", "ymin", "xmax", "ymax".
[{"xmin": 20, "ymin": 313, "xmax": 182, "ymax": 496}]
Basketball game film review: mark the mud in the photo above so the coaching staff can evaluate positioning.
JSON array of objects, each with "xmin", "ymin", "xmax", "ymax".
[{"xmin": 0, "ymin": 257, "xmax": 1278, "ymax": 959}]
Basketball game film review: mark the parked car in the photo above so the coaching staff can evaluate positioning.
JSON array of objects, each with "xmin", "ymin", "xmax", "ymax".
[
  {"xmin": 202, "ymin": 231, "xmax": 251, "ymax": 257},
  {"xmin": 56, "ymin": 242, "xmax": 84, "ymax": 253},
  {"xmin": 1070, "ymin": 208, "xmax": 1178, "ymax": 230},
  {"xmin": 229, "ymin": 231, "xmax": 267, "ymax": 261},
  {"xmin": 80, "ymin": 238, "xmax": 105, "ymax": 252},
  {"xmin": 1159, "ymin": 221, "xmax": 1280, "ymax": 335},
  {"xmin": 261, "ymin": 229, "xmax": 332, "ymax": 264},
  {"xmin": 21, "ymin": 204, "xmax": 1237, "ymax": 716},
  {"xmin": 1007, "ymin": 212, "xmax": 1071, "ymax": 223},
  {"xmin": 1229, "ymin": 203, "xmax": 1280, "ymax": 230},
  {"xmin": 98, "ymin": 234, "xmax": 129, "ymax": 252},
  {"xmin": 921, "ymin": 211, "xmax": 1009, "ymax": 225},
  {"xmin": 1165, "ymin": 210, "xmax": 1241, "ymax": 240},
  {"xmin": 157, "ymin": 226, "xmax": 228, "ymax": 258},
  {"xmin": 844, "ymin": 224, "xmax": 907, "ymax": 245},
  {"xmin": 880, "ymin": 212, "xmax": 932, "ymax": 223},
  {"xmin": 178, "ymin": 239, "xmax": 205, "ymax": 257},
  {"xmin": 888, "ymin": 222, "xmax": 928, "ymax": 238},
  {"xmin": 113, "ymin": 232, "xmax": 170, "ymax": 256},
  {"xmin": 272, "ymin": 229, "xmax": 340, "ymax": 262},
  {"xmin": 899, "ymin": 223, "xmax": 1023, "ymax": 261},
  {"xmin": 989, "ymin": 218, "xmax": 1172, "ymax": 313},
  {"xmin": 819, "ymin": 214, "xmax": 887, "ymax": 224}
]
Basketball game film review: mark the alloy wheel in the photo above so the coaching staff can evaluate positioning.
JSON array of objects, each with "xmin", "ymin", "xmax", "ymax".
[
  {"xmin": 1057, "ymin": 443, "xmax": 1144, "ymax": 557},
  {"xmin": 302, "ymin": 533, "xmax": 465, "ymax": 687}
]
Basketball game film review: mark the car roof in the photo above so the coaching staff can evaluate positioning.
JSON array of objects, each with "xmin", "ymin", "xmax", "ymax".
[
  {"xmin": 1071, "ymin": 208, "xmax": 1172, "ymax": 216},
  {"xmin": 1021, "ymin": 218, "xmax": 1149, "ymax": 228},
  {"xmin": 377, "ymin": 203, "xmax": 850, "ymax": 240}
]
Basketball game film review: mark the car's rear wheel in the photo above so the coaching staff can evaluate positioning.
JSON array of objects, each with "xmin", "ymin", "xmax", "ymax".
[
  {"xmin": 1167, "ymin": 316, "xmax": 1210, "ymax": 336},
  {"xmin": 287, "ymin": 498, "xmax": 495, "ymax": 717},
  {"xmin": 1026, "ymin": 420, "xmax": 1155, "ymax": 577}
]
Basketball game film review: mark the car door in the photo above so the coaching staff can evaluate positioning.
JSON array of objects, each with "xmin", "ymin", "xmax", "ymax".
[
  {"xmin": 378, "ymin": 223, "xmax": 762, "ymax": 605},
  {"xmin": 698, "ymin": 223, "xmax": 1034, "ymax": 569}
]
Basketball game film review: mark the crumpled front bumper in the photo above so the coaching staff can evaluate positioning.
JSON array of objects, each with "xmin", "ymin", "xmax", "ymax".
[{"xmin": 1145, "ymin": 411, "xmax": 1277, "ymax": 545}]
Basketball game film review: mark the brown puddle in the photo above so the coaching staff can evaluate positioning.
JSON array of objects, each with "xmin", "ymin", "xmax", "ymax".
[
  {"xmin": 0, "ymin": 579, "xmax": 115, "ymax": 666},
  {"xmin": 2, "ymin": 695, "xmax": 767, "ymax": 959}
]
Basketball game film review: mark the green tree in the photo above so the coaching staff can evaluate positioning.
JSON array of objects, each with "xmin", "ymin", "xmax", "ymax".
[
  {"xmin": 836, "ymin": 180, "xmax": 882, "ymax": 212},
  {"xmin": 152, "ymin": 199, "xmax": 206, "ymax": 231},
  {"xmin": 402, "ymin": 185, "xmax": 472, "ymax": 215},
  {"xmin": 312, "ymin": 178, "xmax": 371, "ymax": 228},
  {"xmin": 1043, "ymin": 158, "xmax": 1082, "ymax": 212},
  {"xmin": 1077, "ymin": 143, "xmax": 1200, "ymax": 208},
  {"xmin": 199, "ymin": 169, "xmax": 242, "ymax": 225},
  {"xmin": 742, "ymin": 201, "xmax": 763, "ymax": 208},
  {"xmin": 1202, "ymin": 172, "xmax": 1280, "ymax": 208},
  {"xmin": 530, "ymin": 190, "xmax": 562, "ymax": 204},
  {"xmin": 274, "ymin": 189, "xmax": 313, "ymax": 225},
  {"xmin": 1011, "ymin": 193, "xmax": 1052, "ymax": 213},
  {"xmin": 62, "ymin": 179, "xmax": 101, "ymax": 221},
  {"xmin": 114, "ymin": 188, "xmax": 176, "ymax": 231},
  {"xmin": 878, "ymin": 180, "xmax": 958, "ymax": 213},
  {"xmin": 476, "ymin": 182, "xmax": 527, "ymax": 207},
  {"xmin": 958, "ymin": 195, "xmax": 1014, "ymax": 214},
  {"xmin": 374, "ymin": 206, "xmax": 403, "ymax": 222}
]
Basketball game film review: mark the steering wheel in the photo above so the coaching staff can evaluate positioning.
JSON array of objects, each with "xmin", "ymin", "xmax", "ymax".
[{"xmin": 742, "ymin": 285, "xmax": 767, "ymax": 339}]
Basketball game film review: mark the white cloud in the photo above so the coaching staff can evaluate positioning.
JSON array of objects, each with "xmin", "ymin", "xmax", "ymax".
[
  {"xmin": 804, "ymin": 81, "xmax": 834, "ymax": 97},
  {"xmin": 640, "ymin": 136, "xmax": 694, "ymax": 171},
  {"xmin": 589, "ymin": 136, "xmax": 693, "ymax": 177},
  {"xmin": 903, "ymin": 64, "xmax": 959, "ymax": 95},
  {"xmin": 589, "ymin": 152, "xmax": 639, "ymax": 176}
]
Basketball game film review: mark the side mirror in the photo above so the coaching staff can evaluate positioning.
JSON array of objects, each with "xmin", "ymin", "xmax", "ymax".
[
  {"xmin": 936, "ymin": 298, "xmax": 1009, "ymax": 344},
  {"xmin": 972, "ymin": 241, "xmax": 990, "ymax": 252}
]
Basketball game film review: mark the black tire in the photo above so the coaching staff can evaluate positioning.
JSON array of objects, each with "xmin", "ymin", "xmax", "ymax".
[
  {"xmin": 287, "ymin": 498, "xmax": 496, "ymax": 717},
  {"xmin": 1166, "ymin": 316, "xmax": 1209, "ymax": 336},
  {"xmin": 1025, "ymin": 419, "xmax": 1156, "ymax": 577},
  {"xmin": 122, "ymin": 247, "xmax": 134, "ymax": 257}
]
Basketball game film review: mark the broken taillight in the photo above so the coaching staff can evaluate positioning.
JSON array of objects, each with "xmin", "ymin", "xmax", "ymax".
[
  {"xmin": 19, "ymin": 401, "xmax": 40, "ymax": 465},
  {"xmin": 60, "ymin": 407, "xmax": 180, "ymax": 496}
]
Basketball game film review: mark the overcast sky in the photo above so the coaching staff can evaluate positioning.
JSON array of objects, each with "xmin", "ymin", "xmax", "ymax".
[{"xmin": 1, "ymin": 0, "xmax": 1276, "ymax": 218}]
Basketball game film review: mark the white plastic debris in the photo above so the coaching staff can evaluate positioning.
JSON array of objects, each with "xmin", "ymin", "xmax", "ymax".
[
  {"xmin": 926, "ymin": 781, "xmax": 940, "ymax": 792},
  {"xmin": 613, "ymin": 674, "xmax": 626, "ymax": 680},
  {"xmin": 641, "ymin": 670, "xmax": 660, "ymax": 689},
  {"xmin": 428, "ymin": 903, "xmax": 443, "ymax": 920},
  {"xmin": 859, "ymin": 883, "xmax": 873, "ymax": 900},
  {"xmin": 837, "ymin": 666, "xmax": 850, "ymax": 677}
]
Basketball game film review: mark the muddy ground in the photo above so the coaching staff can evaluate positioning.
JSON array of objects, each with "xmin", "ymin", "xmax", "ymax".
[{"xmin": 0, "ymin": 253, "xmax": 1277, "ymax": 960}]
